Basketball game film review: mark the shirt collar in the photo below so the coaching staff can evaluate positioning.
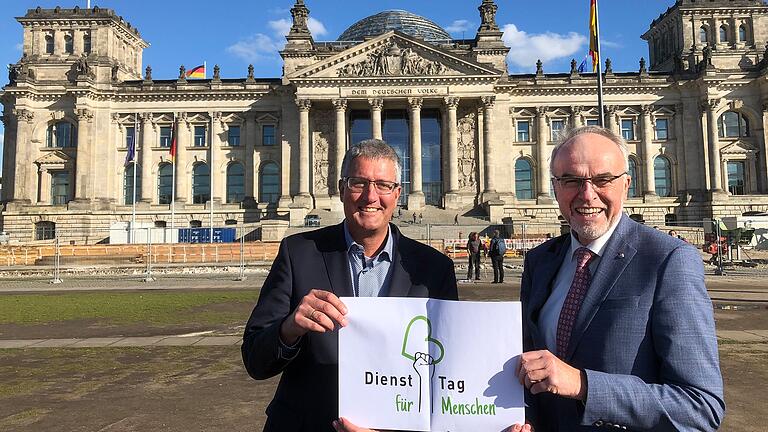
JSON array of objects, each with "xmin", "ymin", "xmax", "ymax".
[
  {"xmin": 343, "ymin": 220, "xmax": 393, "ymax": 262},
  {"xmin": 569, "ymin": 216, "xmax": 621, "ymax": 259}
]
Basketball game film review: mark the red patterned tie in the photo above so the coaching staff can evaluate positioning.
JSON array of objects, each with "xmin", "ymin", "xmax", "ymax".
[{"xmin": 556, "ymin": 247, "xmax": 595, "ymax": 359}]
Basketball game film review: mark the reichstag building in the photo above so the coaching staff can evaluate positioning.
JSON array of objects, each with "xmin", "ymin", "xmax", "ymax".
[{"xmin": 2, "ymin": 0, "xmax": 768, "ymax": 241}]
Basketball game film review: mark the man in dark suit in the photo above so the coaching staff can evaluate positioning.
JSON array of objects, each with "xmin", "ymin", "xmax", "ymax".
[
  {"xmin": 514, "ymin": 126, "xmax": 724, "ymax": 431},
  {"xmin": 242, "ymin": 139, "xmax": 458, "ymax": 432}
]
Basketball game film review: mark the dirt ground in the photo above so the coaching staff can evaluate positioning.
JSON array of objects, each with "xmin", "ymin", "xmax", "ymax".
[{"xmin": 0, "ymin": 280, "xmax": 766, "ymax": 431}]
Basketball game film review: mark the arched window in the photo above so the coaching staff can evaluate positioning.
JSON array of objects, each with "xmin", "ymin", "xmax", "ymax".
[
  {"xmin": 157, "ymin": 163, "xmax": 173, "ymax": 204},
  {"xmin": 124, "ymin": 163, "xmax": 141, "ymax": 204},
  {"xmin": 717, "ymin": 111, "xmax": 750, "ymax": 138},
  {"xmin": 514, "ymin": 159, "xmax": 534, "ymax": 200},
  {"xmin": 83, "ymin": 33, "xmax": 91, "ymax": 54},
  {"xmin": 64, "ymin": 34, "xmax": 73, "ymax": 54},
  {"xmin": 628, "ymin": 158, "xmax": 639, "ymax": 198},
  {"xmin": 739, "ymin": 25, "xmax": 747, "ymax": 42},
  {"xmin": 46, "ymin": 121, "xmax": 76, "ymax": 148},
  {"xmin": 700, "ymin": 26, "xmax": 708, "ymax": 43},
  {"xmin": 45, "ymin": 35, "xmax": 54, "ymax": 54},
  {"xmin": 51, "ymin": 171, "xmax": 71, "ymax": 205},
  {"xmin": 226, "ymin": 163, "xmax": 245, "ymax": 203},
  {"xmin": 654, "ymin": 156, "xmax": 672, "ymax": 197},
  {"xmin": 192, "ymin": 163, "xmax": 210, "ymax": 204},
  {"xmin": 719, "ymin": 25, "xmax": 728, "ymax": 43},
  {"xmin": 259, "ymin": 162, "xmax": 280, "ymax": 204},
  {"xmin": 35, "ymin": 221, "xmax": 56, "ymax": 241}
]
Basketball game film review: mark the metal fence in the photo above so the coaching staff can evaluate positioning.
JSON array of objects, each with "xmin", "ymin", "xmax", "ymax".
[{"xmin": 0, "ymin": 218, "xmax": 763, "ymax": 283}]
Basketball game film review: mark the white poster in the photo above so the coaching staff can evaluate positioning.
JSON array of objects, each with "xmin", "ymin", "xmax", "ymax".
[{"xmin": 339, "ymin": 297, "xmax": 525, "ymax": 432}]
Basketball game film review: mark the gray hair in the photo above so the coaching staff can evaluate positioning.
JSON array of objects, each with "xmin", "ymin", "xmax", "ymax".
[
  {"xmin": 549, "ymin": 125, "xmax": 630, "ymax": 175},
  {"xmin": 340, "ymin": 139, "xmax": 402, "ymax": 184}
]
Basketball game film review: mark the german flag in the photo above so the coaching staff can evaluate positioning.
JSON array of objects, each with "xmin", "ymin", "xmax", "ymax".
[
  {"xmin": 186, "ymin": 64, "xmax": 205, "ymax": 79},
  {"xmin": 589, "ymin": 0, "xmax": 599, "ymax": 73}
]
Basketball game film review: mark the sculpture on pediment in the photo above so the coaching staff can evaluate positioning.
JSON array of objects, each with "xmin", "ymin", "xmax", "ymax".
[
  {"xmin": 74, "ymin": 54, "xmax": 94, "ymax": 78},
  {"xmin": 337, "ymin": 42, "xmax": 451, "ymax": 77}
]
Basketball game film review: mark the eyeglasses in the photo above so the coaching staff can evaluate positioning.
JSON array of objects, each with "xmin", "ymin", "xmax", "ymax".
[
  {"xmin": 343, "ymin": 177, "xmax": 400, "ymax": 195},
  {"xmin": 552, "ymin": 173, "xmax": 627, "ymax": 190}
]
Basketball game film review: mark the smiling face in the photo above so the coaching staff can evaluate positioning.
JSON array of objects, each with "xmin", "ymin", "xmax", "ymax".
[
  {"xmin": 341, "ymin": 156, "xmax": 401, "ymax": 243},
  {"xmin": 552, "ymin": 132, "xmax": 630, "ymax": 244}
]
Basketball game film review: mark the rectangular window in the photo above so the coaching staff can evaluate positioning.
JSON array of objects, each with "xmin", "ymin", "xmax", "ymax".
[
  {"xmin": 228, "ymin": 126, "xmax": 241, "ymax": 146},
  {"xmin": 586, "ymin": 119, "xmax": 600, "ymax": 126},
  {"xmin": 51, "ymin": 171, "xmax": 70, "ymax": 205},
  {"xmin": 727, "ymin": 161, "xmax": 745, "ymax": 195},
  {"xmin": 194, "ymin": 126, "xmax": 207, "ymax": 147},
  {"xmin": 262, "ymin": 125, "xmax": 276, "ymax": 146},
  {"xmin": 655, "ymin": 119, "xmax": 669, "ymax": 140},
  {"xmin": 621, "ymin": 119, "xmax": 635, "ymax": 140},
  {"xmin": 126, "ymin": 127, "xmax": 136, "ymax": 148},
  {"xmin": 550, "ymin": 120, "xmax": 565, "ymax": 141},
  {"xmin": 159, "ymin": 126, "xmax": 172, "ymax": 148},
  {"xmin": 517, "ymin": 120, "xmax": 530, "ymax": 142}
]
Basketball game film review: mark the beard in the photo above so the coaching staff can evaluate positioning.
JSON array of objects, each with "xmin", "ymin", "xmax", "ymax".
[{"xmin": 571, "ymin": 219, "xmax": 609, "ymax": 243}]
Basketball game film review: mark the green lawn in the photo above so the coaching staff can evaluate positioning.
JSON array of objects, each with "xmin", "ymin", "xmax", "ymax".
[{"xmin": 0, "ymin": 291, "xmax": 259, "ymax": 325}]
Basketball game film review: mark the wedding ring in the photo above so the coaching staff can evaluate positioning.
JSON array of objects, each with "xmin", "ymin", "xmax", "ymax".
[{"xmin": 309, "ymin": 309, "xmax": 319, "ymax": 322}]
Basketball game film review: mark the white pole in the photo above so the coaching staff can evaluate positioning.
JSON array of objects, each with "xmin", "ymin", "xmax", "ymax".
[
  {"xmin": 171, "ymin": 113, "xmax": 176, "ymax": 236},
  {"xmin": 87, "ymin": 0, "xmax": 91, "ymax": 9},
  {"xmin": 131, "ymin": 113, "xmax": 138, "ymax": 244},
  {"xmin": 594, "ymin": 0, "xmax": 606, "ymax": 126},
  {"xmin": 209, "ymin": 108, "xmax": 214, "ymax": 244}
]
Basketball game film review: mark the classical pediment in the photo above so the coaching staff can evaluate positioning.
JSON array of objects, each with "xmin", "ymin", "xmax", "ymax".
[
  {"xmin": 289, "ymin": 31, "xmax": 503, "ymax": 82},
  {"xmin": 36, "ymin": 150, "xmax": 72, "ymax": 169},
  {"xmin": 721, "ymin": 140, "xmax": 758, "ymax": 154}
]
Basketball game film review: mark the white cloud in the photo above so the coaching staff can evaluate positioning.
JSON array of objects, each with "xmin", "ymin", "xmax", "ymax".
[
  {"xmin": 601, "ymin": 39, "xmax": 621, "ymax": 49},
  {"xmin": 501, "ymin": 24, "xmax": 587, "ymax": 70},
  {"xmin": 15, "ymin": 43, "xmax": 23, "ymax": 51},
  {"xmin": 268, "ymin": 17, "xmax": 328, "ymax": 38},
  {"xmin": 226, "ymin": 34, "xmax": 280, "ymax": 63},
  {"xmin": 268, "ymin": 7, "xmax": 289, "ymax": 15},
  {"xmin": 445, "ymin": 20, "xmax": 473, "ymax": 35}
]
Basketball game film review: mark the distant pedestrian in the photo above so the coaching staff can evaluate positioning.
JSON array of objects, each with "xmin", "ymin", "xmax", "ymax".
[
  {"xmin": 454, "ymin": 214, "xmax": 459, "ymax": 225},
  {"xmin": 488, "ymin": 229, "xmax": 507, "ymax": 283},
  {"xmin": 419, "ymin": 213, "xmax": 423, "ymax": 224},
  {"xmin": 466, "ymin": 232, "xmax": 485, "ymax": 281},
  {"xmin": 412, "ymin": 212, "xmax": 417, "ymax": 224}
]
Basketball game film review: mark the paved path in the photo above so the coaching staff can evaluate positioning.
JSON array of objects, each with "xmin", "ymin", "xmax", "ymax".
[{"xmin": 0, "ymin": 335, "xmax": 242, "ymax": 349}]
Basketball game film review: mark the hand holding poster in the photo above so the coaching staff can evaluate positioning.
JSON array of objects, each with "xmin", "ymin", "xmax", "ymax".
[{"xmin": 339, "ymin": 297, "xmax": 525, "ymax": 431}]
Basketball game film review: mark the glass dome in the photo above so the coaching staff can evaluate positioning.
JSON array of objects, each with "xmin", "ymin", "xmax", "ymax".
[{"xmin": 338, "ymin": 10, "xmax": 451, "ymax": 42}]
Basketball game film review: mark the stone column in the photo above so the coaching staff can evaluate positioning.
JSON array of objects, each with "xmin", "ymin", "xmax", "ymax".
[
  {"xmin": 759, "ymin": 103, "xmax": 768, "ymax": 193},
  {"xmin": 370, "ymin": 98, "xmax": 383, "ymax": 140},
  {"xmin": 571, "ymin": 106, "xmax": 583, "ymax": 128},
  {"xmin": 140, "ymin": 112, "xmax": 154, "ymax": 204},
  {"xmin": 73, "ymin": 108, "xmax": 94, "ymax": 202},
  {"xmin": 408, "ymin": 97, "xmax": 425, "ymax": 210},
  {"xmin": 482, "ymin": 96, "xmax": 497, "ymax": 195},
  {"xmin": 445, "ymin": 97, "xmax": 460, "ymax": 193},
  {"xmin": 333, "ymin": 99, "xmax": 348, "ymax": 195},
  {"xmin": 605, "ymin": 106, "xmax": 618, "ymax": 134},
  {"xmin": 38, "ymin": 168, "xmax": 51, "ymax": 204},
  {"xmin": 175, "ymin": 113, "xmax": 189, "ymax": 204},
  {"xmin": 296, "ymin": 99, "xmax": 312, "ymax": 200},
  {"xmin": 674, "ymin": 103, "xmax": 688, "ymax": 195},
  {"xmin": 641, "ymin": 105, "xmax": 657, "ymax": 199},
  {"xmin": 210, "ymin": 112, "xmax": 223, "ymax": 203},
  {"xmin": 705, "ymin": 99, "xmax": 724, "ymax": 194},
  {"xmin": 73, "ymin": 29, "xmax": 83, "ymax": 55},
  {"xmin": 54, "ymin": 30, "xmax": 64, "ymax": 56},
  {"xmin": 244, "ymin": 113, "xmax": 256, "ymax": 204},
  {"xmin": 9, "ymin": 109, "xmax": 33, "ymax": 203},
  {"xmin": 535, "ymin": 106, "xmax": 551, "ymax": 202}
]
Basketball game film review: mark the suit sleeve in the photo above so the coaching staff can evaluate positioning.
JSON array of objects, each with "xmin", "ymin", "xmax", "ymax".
[
  {"xmin": 581, "ymin": 244, "xmax": 725, "ymax": 431},
  {"xmin": 438, "ymin": 255, "xmax": 459, "ymax": 300},
  {"xmin": 241, "ymin": 238, "xmax": 299, "ymax": 380}
]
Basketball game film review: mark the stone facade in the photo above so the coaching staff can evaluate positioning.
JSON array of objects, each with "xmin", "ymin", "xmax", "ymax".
[{"xmin": 3, "ymin": 1, "xmax": 768, "ymax": 242}]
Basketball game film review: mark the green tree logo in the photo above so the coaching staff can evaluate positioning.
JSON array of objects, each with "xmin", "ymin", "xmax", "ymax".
[{"xmin": 401, "ymin": 315, "xmax": 444, "ymax": 413}]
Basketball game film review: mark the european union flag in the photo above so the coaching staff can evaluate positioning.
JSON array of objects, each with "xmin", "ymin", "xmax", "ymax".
[{"xmin": 578, "ymin": 58, "xmax": 588, "ymax": 73}]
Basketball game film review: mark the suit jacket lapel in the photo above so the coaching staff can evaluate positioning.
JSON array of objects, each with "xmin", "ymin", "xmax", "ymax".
[
  {"xmin": 527, "ymin": 236, "xmax": 571, "ymax": 347},
  {"xmin": 321, "ymin": 223, "xmax": 354, "ymax": 298},
  {"xmin": 565, "ymin": 215, "xmax": 637, "ymax": 360}
]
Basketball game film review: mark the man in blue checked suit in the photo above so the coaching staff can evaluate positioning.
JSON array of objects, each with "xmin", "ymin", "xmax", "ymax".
[
  {"xmin": 242, "ymin": 139, "xmax": 458, "ymax": 432},
  {"xmin": 514, "ymin": 126, "xmax": 724, "ymax": 432}
]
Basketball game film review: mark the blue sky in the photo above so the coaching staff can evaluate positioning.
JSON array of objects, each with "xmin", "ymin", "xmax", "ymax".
[{"xmin": 0, "ymin": 0, "xmax": 675, "ymax": 168}]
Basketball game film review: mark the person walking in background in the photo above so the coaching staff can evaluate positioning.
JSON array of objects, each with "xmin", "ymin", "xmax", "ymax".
[
  {"xmin": 454, "ymin": 214, "xmax": 459, "ymax": 225},
  {"xmin": 418, "ymin": 212, "xmax": 423, "ymax": 224},
  {"xmin": 412, "ymin": 212, "xmax": 416, "ymax": 224},
  {"xmin": 488, "ymin": 229, "xmax": 506, "ymax": 283},
  {"xmin": 466, "ymin": 232, "xmax": 484, "ymax": 281}
]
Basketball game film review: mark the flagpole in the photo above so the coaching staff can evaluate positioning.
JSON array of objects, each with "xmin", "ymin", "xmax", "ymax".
[
  {"xmin": 594, "ymin": 0, "xmax": 605, "ymax": 127},
  {"xmin": 204, "ymin": 61, "xmax": 207, "ymax": 79},
  {"xmin": 171, "ymin": 113, "xmax": 176, "ymax": 236},
  {"xmin": 132, "ymin": 113, "xmax": 138, "ymax": 244}
]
